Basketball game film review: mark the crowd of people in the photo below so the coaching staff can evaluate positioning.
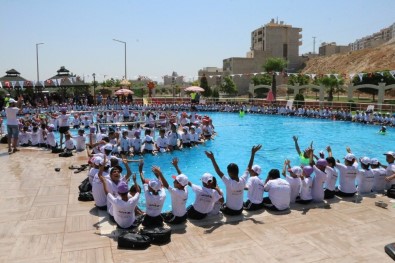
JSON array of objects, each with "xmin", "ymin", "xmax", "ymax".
[{"xmin": 2, "ymin": 95, "xmax": 395, "ymax": 230}]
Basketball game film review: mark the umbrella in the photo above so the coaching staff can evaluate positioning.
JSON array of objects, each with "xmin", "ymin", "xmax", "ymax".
[
  {"xmin": 266, "ymin": 89, "xmax": 274, "ymax": 102},
  {"xmin": 115, "ymin": 89, "xmax": 134, "ymax": 95},
  {"xmin": 184, "ymin": 86, "xmax": 204, "ymax": 92}
]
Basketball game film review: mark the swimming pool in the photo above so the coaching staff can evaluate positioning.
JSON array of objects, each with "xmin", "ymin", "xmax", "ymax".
[{"xmin": 127, "ymin": 112, "xmax": 393, "ymax": 211}]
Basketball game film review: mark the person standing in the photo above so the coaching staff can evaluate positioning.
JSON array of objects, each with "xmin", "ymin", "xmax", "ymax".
[{"xmin": 6, "ymin": 97, "xmax": 22, "ymax": 154}]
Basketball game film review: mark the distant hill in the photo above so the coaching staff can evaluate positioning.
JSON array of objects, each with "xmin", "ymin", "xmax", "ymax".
[{"xmin": 301, "ymin": 41, "xmax": 395, "ymax": 76}]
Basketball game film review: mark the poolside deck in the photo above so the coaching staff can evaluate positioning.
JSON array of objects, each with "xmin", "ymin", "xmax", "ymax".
[{"xmin": 0, "ymin": 146, "xmax": 394, "ymax": 263}]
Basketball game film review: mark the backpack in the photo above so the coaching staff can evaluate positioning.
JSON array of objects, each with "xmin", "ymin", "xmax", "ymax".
[
  {"xmin": 78, "ymin": 192, "xmax": 94, "ymax": 202},
  {"xmin": 387, "ymin": 188, "xmax": 395, "ymax": 199},
  {"xmin": 117, "ymin": 232, "xmax": 151, "ymax": 250},
  {"xmin": 385, "ymin": 243, "xmax": 395, "ymax": 260},
  {"xmin": 59, "ymin": 152, "xmax": 73, "ymax": 157},
  {"xmin": 78, "ymin": 178, "xmax": 92, "ymax": 193},
  {"xmin": 140, "ymin": 227, "xmax": 171, "ymax": 245}
]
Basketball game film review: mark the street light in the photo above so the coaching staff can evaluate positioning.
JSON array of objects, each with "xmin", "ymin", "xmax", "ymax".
[
  {"xmin": 92, "ymin": 73, "xmax": 96, "ymax": 104},
  {"xmin": 112, "ymin": 39, "xmax": 127, "ymax": 80},
  {"xmin": 36, "ymin": 43, "xmax": 44, "ymax": 82}
]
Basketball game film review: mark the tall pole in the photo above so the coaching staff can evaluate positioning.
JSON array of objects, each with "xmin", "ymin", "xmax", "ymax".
[
  {"xmin": 113, "ymin": 39, "xmax": 127, "ymax": 80},
  {"xmin": 312, "ymin": 36, "xmax": 316, "ymax": 54},
  {"xmin": 92, "ymin": 73, "xmax": 96, "ymax": 104},
  {"xmin": 36, "ymin": 43, "xmax": 44, "ymax": 82}
]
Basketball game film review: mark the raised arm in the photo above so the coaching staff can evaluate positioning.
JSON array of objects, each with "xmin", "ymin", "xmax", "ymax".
[
  {"xmin": 98, "ymin": 157, "xmax": 110, "ymax": 195},
  {"xmin": 293, "ymin": 136, "xmax": 301, "ymax": 155},
  {"xmin": 152, "ymin": 166, "xmax": 169, "ymax": 189},
  {"xmin": 326, "ymin": 146, "xmax": 333, "ymax": 157},
  {"xmin": 282, "ymin": 159, "xmax": 291, "ymax": 177},
  {"xmin": 122, "ymin": 158, "xmax": 132, "ymax": 181},
  {"xmin": 132, "ymin": 173, "xmax": 141, "ymax": 193},
  {"xmin": 171, "ymin": 157, "xmax": 182, "ymax": 175},
  {"xmin": 248, "ymin": 144, "xmax": 262, "ymax": 170},
  {"xmin": 205, "ymin": 151, "xmax": 224, "ymax": 178},
  {"xmin": 138, "ymin": 160, "xmax": 145, "ymax": 185}
]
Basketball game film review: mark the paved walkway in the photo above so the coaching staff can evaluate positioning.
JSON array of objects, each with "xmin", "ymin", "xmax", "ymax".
[{"xmin": 0, "ymin": 146, "xmax": 394, "ymax": 263}]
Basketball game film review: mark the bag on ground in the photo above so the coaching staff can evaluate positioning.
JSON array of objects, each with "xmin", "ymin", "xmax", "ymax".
[
  {"xmin": 78, "ymin": 178, "xmax": 92, "ymax": 193},
  {"xmin": 117, "ymin": 232, "xmax": 151, "ymax": 249},
  {"xmin": 140, "ymin": 227, "xmax": 171, "ymax": 245},
  {"xmin": 78, "ymin": 192, "xmax": 94, "ymax": 202},
  {"xmin": 387, "ymin": 188, "xmax": 395, "ymax": 199}
]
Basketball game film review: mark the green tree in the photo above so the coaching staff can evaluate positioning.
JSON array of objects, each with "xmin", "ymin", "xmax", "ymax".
[
  {"xmin": 220, "ymin": 76, "xmax": 237, "ymax": 95},
  {"xmin": 251, "ymin": 73, "xmax": 272, "ymax": 86},
  {"xmin": 200, "ymin": 74, "xmax": 211, "ymax": 97},
  {"xmin": 212, "ymin": 87, "xmax": 220, "ymax": 101},
  {"xmin": 319, "ymin": 75, "xmax": 344, "ymax": 101},
  {"xmin": 352, "ymin": 71, "xmax": 395, "ymax": 101},
  {"xmin": 263, "ymin": 57, "xmax": 288, "ymax": 100},
  {"xmin": 287, "ymin": 74, "xmax": 310, "ymax": 86}
]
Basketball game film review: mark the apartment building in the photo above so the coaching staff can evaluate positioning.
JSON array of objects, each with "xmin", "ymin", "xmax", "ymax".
[
  {"xmin": 319, "ymin": 42, "xmax": 350, "ymax": 56},
  {"xmin": 197, "ymin": 67, "xmax": 223, "ymax": 87},
  {"xmin": 350, "ymin": 23, "xmax": 395, "ymax": 51}
]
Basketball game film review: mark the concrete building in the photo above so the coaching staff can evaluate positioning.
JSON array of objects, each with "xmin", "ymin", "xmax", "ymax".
[
  {"xmin": 350, "ymin": 23, "xmax": 395, "ymax": 51},
  {"xmin": 163, "ymin": 71, "xmax": 184, "ymax": 86},
  {"xmin": 319, "ymin": 42, "xmax": 350, "ymax": 56},
  {"xmin": 221, "ymin": 19, "xmax": 303, "ymax": 95},
  {"xmin": 198, "ymin": 67, "xmax": 223, "ymax": 87}
]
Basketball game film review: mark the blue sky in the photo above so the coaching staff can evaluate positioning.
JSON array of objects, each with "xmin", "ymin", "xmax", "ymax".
[{"xmin": 1, "ymin": 0, "xmax": 394, "ymax": 83}]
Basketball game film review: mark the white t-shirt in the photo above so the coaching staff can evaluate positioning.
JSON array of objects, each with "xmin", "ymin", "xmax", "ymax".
[
  {"xmin": 371, "ymin": 167, "xmax": 387, "ymax": 191},
  {"xmin": 142, "ymin": 135, "xmax": 154, "ymax": 151},
  {"xmin": 18, "ymin": 132, "xmax": 29, "ymax": 145},
  {"xmin": 5, "ymin": 107, "xmax": 19, "ymax": 125},
  {"xmin": 221, "ymin": 171, "xmax": 248, "ymax": 210},
  {"xmin": 91, "ymin": 173, "xmax": 110, "ymax": 207},
  {"xmin": 357, "ymin": 169, "xmax": 374, "ymax": 194},
  {"xmin": 119, "ymin": 137, "xmax": 130, "ymax": 152},
  {"xmin": 64, "ymin": 139, "xmax": 75, "ymax": 150},
  {"xmin": 30, "ymin": 131, "xmax": 39, "ymax": 145},
  {"xmin": 168, "ymin": 186, "xmax": 188, "ymax": 217},
  {"xmin": 264, "ymin": 178, "xmax": 291, "ymax": 210},
  {"xmin": 300, "ymin": 177, "xmax": 313, "ymax": 200},
  {"xmin": 88, "ymin": 167, "xmax": 99, "ymax": 184},
  {"xmin": 285, "ymin": 176, "xmax": 301, "ymax": 203},
  {"xmin": 312, "ymin": 166, "xmax": 327, "ymax": 202},
  {"xmin": 181, "ymin": 133, "xmax": 191, "ymax": 144},
  {"xmin": 324, "ymin": 166, "xmax": 338, "ymax": 191},
  {"xmin": 246, "ymin": 175, "xmax": 265, "ymax": 204},
  {"xmin": 144, "ymin": 184, "xmax": 166, "ymax": 216},
  {"xmin": 58, "ymin": 114, "xmax": 71, "ymax": 127},
  {"xmin": 156, "ymin": 137, "xmax": 169, "ymax": 149},
  {"xmin": 73, "ymin": 135, "xmax": 86, "ymax": 151},
  {"xmin": 167, "ymin": 132, "xmax": 179, "ymax": 146},
  {"xmin": 386, "ymin": 163, "xmax": 395, "ymax": 186},
  {"xmin": 107, "ymin": 193, "xmax": 139, "ymax": 228},
  {"xmin": 336, "ymin": 163, "xmax": 358, "ymax": 193},
  {"xmin": 191, "ymin": 184, "xmax": 222, "ymax": 214},
  {"xmin": 130, "ymin": 138, "xmax": 142, "ymax": 152}
]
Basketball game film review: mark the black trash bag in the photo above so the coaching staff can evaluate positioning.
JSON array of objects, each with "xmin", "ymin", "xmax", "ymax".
[
  {"xmin": 384, "ymin": 242, "xmax": 395, "ymax": 260},
  {"xmin": 140, "ymin": 227, "xmax": 171, "ymax": 245},
  {"xmin": 118, "ymin": 232, "xmax": 151, "ymax": 250},
  {"xmin": 78, "ymin": 192, "xmax": 94, "ymax": 202},
  {"xmin": 78, "ymin": 178, "xmax": 92, "ymax": 193},
  {"xmin": 59, "ymin": 152, "xmax": 73, "ymax": 157},
  {"xmin": 387, "ymin": 188, "xmax": 395, "ymax": 199}
]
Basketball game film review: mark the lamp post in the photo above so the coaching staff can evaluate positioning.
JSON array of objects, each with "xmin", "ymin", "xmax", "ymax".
[
  {"xmin": 36, "ymin": 43, "xmax": 44, "ymax": 92},
  {"xmin": 92, "ymin": 73, "xmax": 96, "ymax": 105},
  {"xmin": 112, "ymin": 39, "xmax": 127, "ymax": 80}
]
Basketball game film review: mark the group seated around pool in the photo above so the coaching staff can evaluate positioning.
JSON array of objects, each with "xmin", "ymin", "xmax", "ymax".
[{"xmin": 88, "ymin": 143, "xmax": 395, "ymax": 230}]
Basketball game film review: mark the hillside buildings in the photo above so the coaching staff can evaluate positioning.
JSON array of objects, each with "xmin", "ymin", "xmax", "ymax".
[
  {"xmin": 319, "ymin": 42, "xmax": 350, "ymax": 56},
  {"xmin": 350, "ymin": 22, "xmax": 395, "ymax": 51}
]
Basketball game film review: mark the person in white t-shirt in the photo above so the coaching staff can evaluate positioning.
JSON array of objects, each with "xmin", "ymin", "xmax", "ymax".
[
  {"xmin": 5, "ymin": 97, "xmax": 22, "ymax": 154},
  {"xmin": 312, "ymin": 158, "xmax": 328, "ymax": 202},
  {"xmin": 187, "ymin": 172, "xmax": 223, "ymax": 220},
  {"xmin": 72, "ymin": 129, "xmax": 87, "ymax": 152},
  {"xmin": 155, "ymin": 129, "xmax": 169, "ymax": 153},
  {"xmin": 324, "ymin": 156, "xmax": 338, "ymax": 199},
  {"xmin": 243, "ymin": 145, "xmax": 265, "ymax": 211},
  {"xmin": 138, "ymin": 161, "xmax": 166, "ymax": 227},
  {"xmin": 327, "ymin": 146, "xmax": 358, "ymax": 197},
  {"xmin": 142, "ymin": 128, "xmax": 156, "ymax": 155},
  {"xmin": 382, "ymin": 151, "xmax": 395, "ymax": 189},
  {"xmin": 152, "ymin": 159, "xmax": 189, "ymax": 224},
  {"xmin": 357, "ymin": 157, "xmax": 374, "ymax": 194},
  {"xmin": 54, "ymin": 108, "xmax": 71, "ymax": 147},
  {"xmin": 98, "ymin": 172, "xmax": 140, "ymax": 229},
  {"xmin": 296, "ymin": 166, "xmax": 314, "ymax": 204},
  {"xmin": 91, "ymin": 159, "xmax": 111, "ymax": 209},
  {"xmin": 205, "ymin": 151, "xmax": 248, "ymax": 215},
  {"xmin": 282, "ymin": 160, "xmax": 302, "ymax": 203},
  {"xmin": 263, "ymin": 169, "xmax": 291, "ymax": 211},
  {"xmin": 370, "ymin": 158, "xmax": 387, "ymax": 192}
]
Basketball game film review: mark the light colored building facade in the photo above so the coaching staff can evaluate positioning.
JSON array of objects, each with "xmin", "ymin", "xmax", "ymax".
[
  {"xmin": 163, "ymin": 72, "xmax": 184, "ymax": 86},
  {"xmin": 319, "ymin": 42, "xmax": 350, "ymax": 56},
  {"xmin": 198, "ymin": 67, "xmax": 223, "ymax": 87},
  {"xmin": 221, "ymin": 19, "xmax": 303, "ymax": 95},
  {"xmin": 350, "ymin": 23, "xmax": 395, "ymax": 51}
]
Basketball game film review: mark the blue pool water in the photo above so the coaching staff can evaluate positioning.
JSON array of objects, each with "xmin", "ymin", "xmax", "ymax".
[{"xmin": 124, "ymin": 113, "xmax": 393, "ymax": 211}]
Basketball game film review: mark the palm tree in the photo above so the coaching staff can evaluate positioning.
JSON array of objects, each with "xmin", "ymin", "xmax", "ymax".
[
  {"xmin": 319, "ymin": 75, "xmax": 344, "ymax": 101},
  {"xmin": 263, "ymin": 57, "xmax": 288, "ymax": 101}
]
